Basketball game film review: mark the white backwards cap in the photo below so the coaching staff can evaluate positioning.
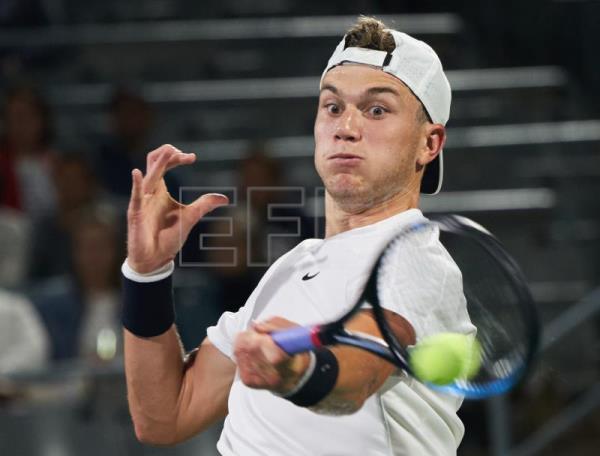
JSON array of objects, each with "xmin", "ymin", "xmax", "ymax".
[{"xmin": 321, "ymin": 29, "xmax": 451, "ymax": 195}]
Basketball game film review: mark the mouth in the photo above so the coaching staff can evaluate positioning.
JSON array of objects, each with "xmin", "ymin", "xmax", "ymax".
[{"xmin": 328, "ymin": 153, "xmax": 363, "ymax": 163}]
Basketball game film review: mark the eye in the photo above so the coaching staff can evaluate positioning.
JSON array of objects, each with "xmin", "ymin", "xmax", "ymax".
[
  {"xmin": 325, "ymin": 103, "xmax": 341, "ymax": 115},
  {"xmin": 368, "ymin": 105, "xmax": 387, "ymax": 117}
]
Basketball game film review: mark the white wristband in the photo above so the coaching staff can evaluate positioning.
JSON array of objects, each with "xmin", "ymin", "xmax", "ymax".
[{"xmin": 121, "ymin": 259, "xmax": 175, "ymax": 283}]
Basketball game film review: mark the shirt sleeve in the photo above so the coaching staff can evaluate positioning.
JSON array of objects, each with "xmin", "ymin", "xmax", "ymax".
[
  {"xmin": 206, "ymin": 307, "xmax": 249, "ymax": 359},
  {"xmin": 377, "ymin": 225, "xmax": 476, "ymax": 342}
]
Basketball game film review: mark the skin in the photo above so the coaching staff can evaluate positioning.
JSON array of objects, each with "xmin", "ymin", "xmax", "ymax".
[
  {"xmin": 125, "ymin": 145, "xmax": 233, "ymax": 444},
  {"xmin": 124, "ymin": 64, "xmax": 445, "ymax": 444},
  {"xmin": 315, "ymin": 64, "xmax": 445, "ymax": 236}
]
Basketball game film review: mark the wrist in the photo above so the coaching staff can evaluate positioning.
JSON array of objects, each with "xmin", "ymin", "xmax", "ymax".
[
  {"xmin": 121, "ymin": 265, "xmax": 175, "ymax": 337},
  {"xmin": 126, "ymin": 255, "xmax": 153, "ymax": 274},
  {"xmin": 122, "ymin": 259, "xmax": 174, "ymax": 283},
  {"xmin": 275, "ymin": 348, "xmax": 339, "ymax": 407},
  {"xmin": 277, "ymin": 352, "xmax": 313, "ymax": 395}
]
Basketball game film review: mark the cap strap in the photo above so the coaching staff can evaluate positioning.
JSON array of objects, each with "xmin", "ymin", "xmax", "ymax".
[{"xmin": 327, "ymin": 47, "xmax": 389, "ymax": 70}]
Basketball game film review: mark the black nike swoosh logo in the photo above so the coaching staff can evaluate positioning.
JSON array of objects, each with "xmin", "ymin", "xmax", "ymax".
[{"xmin": 302, "ymin": 272, "xmax": 320, "ymax": 281}]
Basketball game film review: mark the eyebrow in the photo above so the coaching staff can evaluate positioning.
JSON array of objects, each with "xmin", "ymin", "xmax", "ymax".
[
  {"xmin": 320, "ymin": 84, "xmax": 338, "ymax": 95},
  {"xmin": 366, "ymin": 86, "xmax": 401, "ymax": 97},
  {"xmin": 320, "ymin": 84, "xmax": 401, "ymax": 98}
]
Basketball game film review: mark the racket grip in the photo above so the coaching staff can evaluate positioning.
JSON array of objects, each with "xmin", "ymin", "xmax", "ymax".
[{"xmin": 271, "ymin": 326, "xmax": 320, "ymax": 355}]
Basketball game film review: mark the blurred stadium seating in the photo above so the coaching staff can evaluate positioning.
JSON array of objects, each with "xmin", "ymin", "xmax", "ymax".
[{"xmin": 0, "ymin": 1, "xmax": 598, "ymax": 455}]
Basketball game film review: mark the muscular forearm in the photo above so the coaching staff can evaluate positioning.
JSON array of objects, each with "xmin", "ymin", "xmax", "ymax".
[
  {"xmin": 124, "ymin": 325, "xmax": 185, "ymax": 444},
  {"xmin": 308, "ymin": 345, "xmax": 394, "ymax": 415},
  {"xmin": 240, "ymin": 313, "xmax": 405, "ymax": 416},
  {"xmin": 309, "ymin": 309, "xmax": 413, "ymax": 415}
]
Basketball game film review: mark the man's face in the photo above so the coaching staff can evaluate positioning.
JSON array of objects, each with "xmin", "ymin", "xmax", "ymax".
[{"xmin": 314, "ymin": 64, "xmax": 428, "ymax": 211}]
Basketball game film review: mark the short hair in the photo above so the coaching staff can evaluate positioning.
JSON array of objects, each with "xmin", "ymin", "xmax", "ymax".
[
  {"xmin": 344, "ymin": 16, "xmax": 396, "ymax": 53},
  {"xmin": 344, "ymin": 16, "xmax": 431, "ymax": 125}
]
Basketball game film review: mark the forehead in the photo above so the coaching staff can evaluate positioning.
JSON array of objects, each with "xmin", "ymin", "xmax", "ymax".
[{"xmin": 321, "ymin": 64, "xmax": 414, "ymax": 101}]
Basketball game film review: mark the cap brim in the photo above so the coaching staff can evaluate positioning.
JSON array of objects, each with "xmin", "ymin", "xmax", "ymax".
[{"xmin": 420, "ymin": 150, "xmax": 443, "ymax": 195}]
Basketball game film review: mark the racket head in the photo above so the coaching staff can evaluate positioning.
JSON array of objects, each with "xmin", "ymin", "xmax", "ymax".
[
  {"xmin": 366, "ymin": 215, "xmax": 540, "ymax": 398},
  {"xmin": 274, "ymin": 215, "xmax": 540, "ymax": 400},
  {"xmin": 427, "ymin": 215, "xmax": 540, "ymax": 397}
]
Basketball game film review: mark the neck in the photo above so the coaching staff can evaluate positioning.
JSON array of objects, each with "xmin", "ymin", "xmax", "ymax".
[{"xmin": 324, "ymin": 189, "xmax": 419, "ymax": 238}]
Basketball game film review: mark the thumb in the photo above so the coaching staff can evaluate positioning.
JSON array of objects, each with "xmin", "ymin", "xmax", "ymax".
[{"xmin": 186, "ymin": 193, "xmax": 229, "ymax": 223}]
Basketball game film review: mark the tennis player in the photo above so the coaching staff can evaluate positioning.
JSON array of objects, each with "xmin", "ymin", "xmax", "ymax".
[{"xmin": 122, "ymin": 17, "xmax": 474, "ymax": 455}]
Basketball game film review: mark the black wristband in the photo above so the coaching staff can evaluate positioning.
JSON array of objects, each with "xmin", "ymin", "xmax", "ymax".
[
  {"xmin": 122, "ymin": 274, "xmax": 175, "ymax": 337},
  {"xmin": 285, "ymin": 347, "xmax": 339, "ymax": 407}
]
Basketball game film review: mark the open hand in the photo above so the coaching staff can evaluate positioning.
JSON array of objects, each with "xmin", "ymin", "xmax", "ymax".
[{"xmin": 127, "ymin": 144, "xmax": 229, "ymax": 273}]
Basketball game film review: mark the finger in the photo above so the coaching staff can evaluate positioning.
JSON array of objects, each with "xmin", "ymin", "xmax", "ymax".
[
  {"xmin": 238, "ymin": 334, "xmax": 289, "ymax": 387},
  {"xmin": 143, "ymin": 146, "xmax": 178, "ymax": 193},
  {"xmin": 145, "ymin": 144, "xmax": 175, "ymax": 173},
  {"xmin": 165, "ymin": 152, "xmax": 196, "ymax": 173},
  {"xmin": 252, "ymin": 321, "xmax": 276, "ymax": 333},
  {"xmin": 250, "ymin": 365, "xmax": 280, "ymax": 389},
  {"xmin": 239, "ymin": 348, "xmax": 281, "ymax": 389},
  {"xmin": 242, "ymin": 330, "xmax": 288, "ymax": 365},
  {"xmin": 233, "ymin": 331, "xmax": 255, "ymax": 363},
  {"xmin": 146, "ymin": 146, "xmax": 195, "ymax": 177},
  {"xmin": 253, "ymin": 316, "xmax": 297, "ymax": 333},
  {"xmin": 185, "ymin": 193, "xmax": 229, "ymax": 224},
  {"xmin": 261, "ymin": 337, "xmax": 289, "ymax": 365},
  {"xmin": 241, "ymin": 365, "xmax": 274, "ymax": 390},
  {"xmin": 128, "ymin": 169, "xmax": 144, "ymax": 213}
]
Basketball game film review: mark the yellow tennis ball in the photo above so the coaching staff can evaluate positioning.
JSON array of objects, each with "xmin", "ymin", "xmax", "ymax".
[
  {"xmin": 410, "ymin": 342, "xmax": 462, "ymax": 385},
  {"xmin": 409, "ymin": 333, "xmax": 482, "ymax": 385}
]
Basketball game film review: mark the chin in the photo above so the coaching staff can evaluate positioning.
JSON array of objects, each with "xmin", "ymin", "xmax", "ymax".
[
  {"xmin": 326, "ymin": 173, "xmax": 363, "ymax": 195},
  {"xmin": 326, "ymin": 178, "xmax": 377, "ymax": 211},
  {"xmin": 326, "ymin": 174, "xmax": 410, "ymax": 212}
]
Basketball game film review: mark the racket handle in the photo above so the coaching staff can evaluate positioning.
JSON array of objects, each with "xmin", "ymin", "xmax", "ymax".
[{"xmin": 271, "ymin": 326, "xmax": 320, "ymax": 355}]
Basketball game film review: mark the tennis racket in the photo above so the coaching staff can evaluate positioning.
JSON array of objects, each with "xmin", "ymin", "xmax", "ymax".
[{"xmin": 270, "ymin": 215, "xmax": 540, "ymax": 399}]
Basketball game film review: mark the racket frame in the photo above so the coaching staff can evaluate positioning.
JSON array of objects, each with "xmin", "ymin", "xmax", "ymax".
[{"xmin": 271, "ymin": 215, "xmax": 540, "ymax": 399}]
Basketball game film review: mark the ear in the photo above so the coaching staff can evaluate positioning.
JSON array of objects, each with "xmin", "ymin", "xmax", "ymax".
[{"xmin": 417, "ymin": 124, "xmax": 446, "ymax": 166}]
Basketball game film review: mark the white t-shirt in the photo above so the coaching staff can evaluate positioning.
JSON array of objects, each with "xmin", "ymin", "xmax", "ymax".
[{"xmin": 207, "ymin": 209, "xmax": 475, "ymax": 456}]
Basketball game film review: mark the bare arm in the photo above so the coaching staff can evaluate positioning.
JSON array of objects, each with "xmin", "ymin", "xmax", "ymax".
[
  {"xmin": 125, "ymin": 329, "xmax": 235, "ymax": 445},
  {"xmin": 234, "ymin": 309, "xmax": 415, "ymax": 415},
  {"xmin": 123, "ymin": 144, "xmax": 233, "ymax": 444},
  {"xmin": 309, "ymin": 309, "xmax": 415, "ymax": 414}
]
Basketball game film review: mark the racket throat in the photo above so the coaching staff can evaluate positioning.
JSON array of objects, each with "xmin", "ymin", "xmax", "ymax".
[{"xmin": 317, "ymin": 323, "xmax": 344, "ymax": 346}]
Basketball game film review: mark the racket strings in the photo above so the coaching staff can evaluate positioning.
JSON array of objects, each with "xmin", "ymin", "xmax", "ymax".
[
  {"xmin": 376, "ymin": 223, "xmax": 439, "ymax": 311},
  {"xmin": 441, "ymin": 232, "xmax": 533, "ymax": 390},
  {"xmin": 343, "ymin": 217, "xmax": 536, "ymax": 399}
]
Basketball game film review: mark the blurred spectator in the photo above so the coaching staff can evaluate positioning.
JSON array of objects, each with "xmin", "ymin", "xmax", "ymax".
[
  {"xmin": 176, "ymin": 149, "xmax": 315, "ymax": 347},
  {"xmin": 238, "ymin": 144, "xmax": 315, "ymax": 260},
  {"xmin": 179, "ymin": 144, "xmax": 314, "ymax": 335},
  {"xmin": 31, "ymin": 208, "xmax": 123, "ymax": 361},
  {"xmin": 239, "ymin": 143, "xmax": 282, "ymax": 214},
  {"xmin": 175, "ymin": 207, "xmax": 264, "ymax": 350},
  {"xmin": 0, "ymin": 288, "xmax": 48, "ymax": 375},
  {"xmin": 179, "ymin": 145, "xmax": 301, "ymax": 270},
  {"xmin": 28, "ymin": 152, "xmax": 108, "ymax": 281},
  {"xmin": 0, "ymin": 207, "xmax": 30, "ymax": 289},
  {"xmin": 95, "ymin": 87, "xmax": 180, "ymax": 199},
  {"xmin": 0, "ymin": 85, "xmax": 57, "ymax": 220},
  {"xmin": 204, "ymin": 207, "xmax": 264, "ymax": 314}
]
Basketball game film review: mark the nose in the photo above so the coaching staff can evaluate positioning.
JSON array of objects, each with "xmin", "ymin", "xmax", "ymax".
[{"xmin": 335, "ymin": 107, "xmax": 361, "ymax": 142}]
